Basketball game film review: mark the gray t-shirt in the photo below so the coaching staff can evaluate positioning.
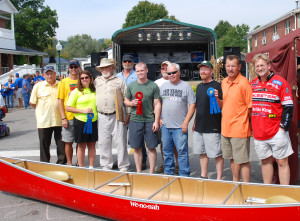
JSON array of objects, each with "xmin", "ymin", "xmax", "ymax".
[{"xmin": 160, "ymin": 80, "xmax": 196, "ymax": 128}]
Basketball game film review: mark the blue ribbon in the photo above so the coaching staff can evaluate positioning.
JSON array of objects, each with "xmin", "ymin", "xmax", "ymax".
[
  {"xmin": 207, "ymin": 87, "xmax": 221, "ymax": 114},
  {"xmin": 83, "ymin": 113, "xmax": 94, "ymax": 134}
]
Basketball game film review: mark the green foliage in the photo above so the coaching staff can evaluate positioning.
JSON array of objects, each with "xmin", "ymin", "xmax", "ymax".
[
  {"xmin": 30, "ymin": 55, "xmax": 41, "ymax": 65},
  {"xmin": 214, "ymin": 20, "xmax": 232, "ymax": 39},
  {"xmin": 214, "ymin": 20, "xmax": 249, "ymax": 57},
  {"xmin": 63, "ymin": 34, "xmax": 101, "ymax": 58},
  {"xmin": 122, "ymin": 0, "xmax": 177, "ymax": 28},
  {"xmin": 11, "ymin": 0, "xmax": 58, "ymax": 51},
  {"xmin": 191, "ymin": 85, "xmax": 197, "ymax": 95},
  {"xmin": 253, "ymin": 25, "xmax": 261, "ymax": 30},
  {"xmin": 13, "ymin": 55, "xmax": 27, "ymax": 65}
]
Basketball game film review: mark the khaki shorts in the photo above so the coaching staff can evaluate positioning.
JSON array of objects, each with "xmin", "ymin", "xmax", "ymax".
[
  {"xmin": 62, "ymin": 120, "xmax": 75, "ymax": 143},
  {"xmin": 221, "ymin": 136, "xmax": 250, "ymax": 164},
  {"xmin": 254, "ymin": 129, "xmax": 293, "ymax": 160}
]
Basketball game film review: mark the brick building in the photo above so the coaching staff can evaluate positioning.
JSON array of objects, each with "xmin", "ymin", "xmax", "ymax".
[{"xmin": 247, "ymin": 5, "xmax": 300, "ymax": 52}]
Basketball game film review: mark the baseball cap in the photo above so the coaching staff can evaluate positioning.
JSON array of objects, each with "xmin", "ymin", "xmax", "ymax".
[
  {"xmin": 197, "ymin": 60, "xmax": 213, "ymax": 69},
  {"xmin": 69, "ymin": 59, "xmax": 80, "ymax": 67},
  {"xmin": 122, "ymin": 54, "xmax": 134, "ymax": 62},
  {"xmin": 16, "ymin": 73, "xmax": 19, "ymax": 77},
  {"xmin": 44, "ymin": 65, "xmax": 55, "ymax": 73}
]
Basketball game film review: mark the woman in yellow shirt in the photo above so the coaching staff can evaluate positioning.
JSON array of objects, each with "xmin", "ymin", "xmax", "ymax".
[{"xmin": 66, "ymin": 71, "xmax": 98, "ymax": 168}]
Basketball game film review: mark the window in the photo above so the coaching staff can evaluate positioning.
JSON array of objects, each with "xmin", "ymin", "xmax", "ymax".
[
  {"xmin": 263, "ymin": 31, "xmax": 266, "ymax": 38},
  {"xmin": 255, "ymin": 35, "xmax": 257, "ymax": 47},
  {"xmin": 274, "ymin": 26, "xmax": 277, "ymax": 35},
  {"xmin": 285, "ymin": 20, "xmax": 291, "ymax": 34}
]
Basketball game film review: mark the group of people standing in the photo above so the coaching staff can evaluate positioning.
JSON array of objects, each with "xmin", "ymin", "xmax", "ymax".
[{"xmin": 27, "ymin": 52, "xmax": 294, "ymax": 185}]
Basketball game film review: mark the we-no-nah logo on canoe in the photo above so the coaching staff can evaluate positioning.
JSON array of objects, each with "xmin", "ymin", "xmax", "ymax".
[{"xmin": 130, "ymin": 201, "xmax": 160, "ymax": 210}]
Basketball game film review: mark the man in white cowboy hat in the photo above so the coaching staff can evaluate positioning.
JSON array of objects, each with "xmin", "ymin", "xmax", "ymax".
[{"xmin": 94, "ymin": 58, "xmax": 130, "ymax": 171}]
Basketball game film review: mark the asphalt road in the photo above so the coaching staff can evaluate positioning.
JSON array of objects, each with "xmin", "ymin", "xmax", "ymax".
[{"xmin": 0, "ymin": 103, "xmax": 273, "ymax": 221}]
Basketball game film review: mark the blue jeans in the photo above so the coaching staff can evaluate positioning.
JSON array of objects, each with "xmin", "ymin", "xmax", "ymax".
[
  {"xmin": 23, "ymin": 92, "xmax": 30, "ymax": 108},
  {"xmin": 161, "ymin": 125, "xmax": 190, "ymax": 176},
  {"xmin": 0, "ymin": 110, "xmax": 3, "ymax": 120},
  {"xmin": 7, "ymin": 94, "xmax": 13, "ymax": 108}
]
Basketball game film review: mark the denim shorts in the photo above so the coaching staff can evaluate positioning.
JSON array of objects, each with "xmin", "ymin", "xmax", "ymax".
[{"xmin": 128, "ymin": 121, "xmax": 158, "ymax": 149}]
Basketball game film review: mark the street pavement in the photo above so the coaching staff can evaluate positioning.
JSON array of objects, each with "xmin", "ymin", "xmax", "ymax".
[{"xmin": 0, "ymin": 104, "xmax": 287, "ymax": 220}]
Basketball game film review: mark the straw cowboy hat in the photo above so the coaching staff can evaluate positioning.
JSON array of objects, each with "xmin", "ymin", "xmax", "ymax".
[{"xmin": 96, "ymin": 58, "xmax": 117, "ymax": 72}]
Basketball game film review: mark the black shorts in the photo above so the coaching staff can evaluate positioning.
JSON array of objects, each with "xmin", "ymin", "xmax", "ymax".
[
  {"xmin": 74, "ymin": 118, "xmax": 98, "ymax": 143},
  {"xmin": 128, "ymin": 120, "xmax": 158, "ymax": 149}
]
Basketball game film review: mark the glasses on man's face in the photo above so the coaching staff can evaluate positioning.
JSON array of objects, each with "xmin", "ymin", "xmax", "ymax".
[
  {"xmin": 123, "ymin": 60, "xmax": 132, "ymax": 63},
  {"xmin": 167, "ymin": 71, "xmax": 178, "ymax": 75},
  {"xmin": 80, "ymin": 76, "xmax": 90, "ymax": 80},
  {"xmin": 70, "ymin": 66, "xmax": 78, "ymax": 69}
]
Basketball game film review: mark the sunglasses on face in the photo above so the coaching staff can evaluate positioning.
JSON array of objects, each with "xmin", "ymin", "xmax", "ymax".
[
  {"xmin": 69, "ymin": 66, "xmax": 78, "ymax": 69},
  {"xmin": 123, "ymin": 60, "xmax": 132, "ymax": 63},
  {"xmin": 167, "ymin": 71, "xmax": 178, "ymax": 75},
  {"xmin": 80, "ymin": 76, "xmax": 90, "ymax": 80}
]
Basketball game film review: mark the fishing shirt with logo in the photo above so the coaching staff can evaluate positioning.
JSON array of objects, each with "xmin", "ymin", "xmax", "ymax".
[
  {"xmin": 160, "ymin": 80, "xmax": 196, "ymax": 128},
  {"xmin": 251, "ymin": 72, "xmax": 293, "ymax": 140}
]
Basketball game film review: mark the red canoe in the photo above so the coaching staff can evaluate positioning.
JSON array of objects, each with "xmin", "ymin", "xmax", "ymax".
[{"xmin": 0, "ymin": 156, "xmax": 300, "ymax": 220}]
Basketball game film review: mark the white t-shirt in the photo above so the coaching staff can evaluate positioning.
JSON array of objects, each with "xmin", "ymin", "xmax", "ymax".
[{"xmin": 154, "ymin": 78, "xmax": 169, "ymax": 88}]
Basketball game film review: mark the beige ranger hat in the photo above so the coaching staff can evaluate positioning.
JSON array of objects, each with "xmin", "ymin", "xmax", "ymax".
[{"xmin": 96, "ymin": 58, "xmax": 116, "ymax": 72}]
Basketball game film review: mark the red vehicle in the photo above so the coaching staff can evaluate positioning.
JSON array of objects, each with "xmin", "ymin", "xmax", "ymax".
[{"xmin": 0, "ymin": 157, "xmax": 300, "ymax": 220}]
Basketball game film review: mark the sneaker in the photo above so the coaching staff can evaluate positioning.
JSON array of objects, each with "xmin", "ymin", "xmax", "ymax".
[
  {"xmin": 174, "ymin": 165, "xmax": 179, "ymax": 174},
  {"xmin": 112, "ymin": 161, "xmax": 118, "ymax": 169},
  {"xmin": 89, "ymin": 166, "xmax": 94, "ymax": 169},
  {"xmin": 156, "ymin": 165, "xmax": 164, "ymax": 173}
]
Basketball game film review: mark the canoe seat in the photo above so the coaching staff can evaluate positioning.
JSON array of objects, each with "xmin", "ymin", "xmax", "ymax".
[
  {"xmin": 39, "ymin": 171, "xmax": 71, "ymax": 182},
  {"xmin": 265, "ymin": 195, "xmax": 298, "ymax": 204}
]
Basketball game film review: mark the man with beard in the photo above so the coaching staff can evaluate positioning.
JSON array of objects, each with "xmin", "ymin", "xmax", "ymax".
[
  {"xmin": 116, "ymin": 55, "xmax": 147, "ymax": 170},
  {"xmin": 192, "ymin": 61, "xmax": 224, "ymax": 180},
  {"xmin": 221, "ymin": 55, "xmax": 252, "ymax": 182},
  {"xmin": 58, "ymin": 60, "xmax": 80, "ymax": 166},
  {"xmin": 94, "ymin": 58, "xmax": 130, "ymax": 171},
  {"xmin": 251, "ymin": 54, "xmax": 293, "ymax": 185}
]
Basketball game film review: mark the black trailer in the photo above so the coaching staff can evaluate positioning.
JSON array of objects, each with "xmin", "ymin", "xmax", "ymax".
[{"xmin": 111, "ymin": 19, "xmax": 217, "ymax": 81}]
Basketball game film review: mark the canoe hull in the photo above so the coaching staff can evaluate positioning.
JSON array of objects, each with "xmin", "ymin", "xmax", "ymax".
[{"xmin": 0, "ymin": 158, "xmax": 300, "ymax": 220}]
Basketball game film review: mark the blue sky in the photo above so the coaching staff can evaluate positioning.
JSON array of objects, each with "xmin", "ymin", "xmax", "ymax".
[{"xmin": 44, "ymin": 0, "xmax": 297, "ymax": 40}]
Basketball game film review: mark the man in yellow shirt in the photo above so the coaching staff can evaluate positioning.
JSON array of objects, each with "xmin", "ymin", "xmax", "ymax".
[
  {"xmin": 30, "ymin": 66, "xmax": 66, "ymax": 164},
  {"xmin": 57, "ymin": 60, "xmax": 80, "ymax": 166}
]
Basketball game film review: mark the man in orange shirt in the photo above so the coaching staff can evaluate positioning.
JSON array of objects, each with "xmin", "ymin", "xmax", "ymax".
[{"xmin": 221, "ymin": 55, "xmax": 252, "ymax": 182}]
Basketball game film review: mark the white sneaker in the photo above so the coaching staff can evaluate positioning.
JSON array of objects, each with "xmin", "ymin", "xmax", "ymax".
[{"xmin": 89, "ymin": 166, "xmax": 94, "ymax": 169}]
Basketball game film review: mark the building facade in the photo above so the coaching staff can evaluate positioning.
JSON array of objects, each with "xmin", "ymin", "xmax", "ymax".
[{"xmin": 248, "ymin": 7, "xmax": 300, "ymax": 52}]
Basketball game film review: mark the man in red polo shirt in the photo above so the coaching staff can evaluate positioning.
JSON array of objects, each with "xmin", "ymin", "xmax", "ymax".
[{"xmin": 251, "ymin": 53, "xmax": 293, "ymax": 185}]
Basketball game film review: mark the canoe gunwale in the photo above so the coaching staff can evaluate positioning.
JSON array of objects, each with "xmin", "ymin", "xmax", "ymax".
[{"xmin": 1, "ymin": 156, "xmax": 300, "ymax": 209}]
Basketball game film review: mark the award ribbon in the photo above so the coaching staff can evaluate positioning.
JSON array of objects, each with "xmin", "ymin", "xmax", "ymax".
[
  {"xmin": 83, "ymin": 113, "xmax": 94, "ymax": 134},
  {"xmin": 207, "ymin": 87, "xmax": 221, "ymax": 114},
  {"xmin": 135, "ymin": 92, "xmax": 144, "ymax": 115}
]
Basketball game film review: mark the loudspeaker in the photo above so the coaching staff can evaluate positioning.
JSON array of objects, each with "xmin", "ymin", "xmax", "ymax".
[
  {"xmin": 84, "ymin": 66, "xmax": 101, "ymax": 80},
  {"xmin": 91, "ymin": 52, "xmax": 108, "ymax": 67}
]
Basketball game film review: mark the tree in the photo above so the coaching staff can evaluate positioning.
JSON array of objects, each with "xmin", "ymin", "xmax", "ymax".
[
  {"xmin": 214, "ymin": 20, "xmax": 233, "ymax": 39},
  {"xmin": 214, "ymin": 21, "xmax": 249, "ymax": 57},
  {"xmin": 122, "ymin": 0, "xmax": 177, "ymax": 28},
  {"xmin": 11, "ymin": 0, "xmax": 58, "ymax": 51},
  {"xmin": 63, "ymin": 34, "xmax": 101, "ymax": 58},
  {"xmin": 99, "ymin": 38, "xmax": 112, "ymax": 50}
]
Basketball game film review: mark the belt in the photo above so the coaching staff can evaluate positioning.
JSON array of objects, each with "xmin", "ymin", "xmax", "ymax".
[{"xmin": 99, "ymin": 111, "xmax": 116, "ymax": 115}]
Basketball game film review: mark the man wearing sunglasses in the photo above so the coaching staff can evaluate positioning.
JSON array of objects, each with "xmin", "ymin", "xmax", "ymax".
[
  {"xmin": 160, "ymin": 63, "xmax": 196, "ymax": 177},
  {"xmin": 57, "ymin": 60, "xmax": 81, "ymax": 166}
]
